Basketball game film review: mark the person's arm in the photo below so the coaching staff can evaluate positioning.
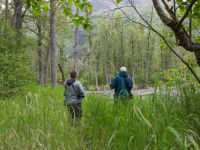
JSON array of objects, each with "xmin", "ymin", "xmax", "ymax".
[
  {"xmin": 110, "ymin": 77, "xmax": 117, "ymax": 89},
  {"xmin": 63, "ymin": 81, "xmax": 67, "ymax": 106},
  {"xmin": 64, "ymin": 81, "xmax": 67, "ymax": 96},
  {"xmin": 126, "ymin": 77, "xmax": 133, "ymax": 91},
  {"xmin": 77, "ymin": 81, "xmax": 85, "ymax": 98}
]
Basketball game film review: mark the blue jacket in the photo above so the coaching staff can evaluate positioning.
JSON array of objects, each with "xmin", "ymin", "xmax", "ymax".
[{"xmin": 110, "ymin": 72, "xmax": 133, "ymax": 98}]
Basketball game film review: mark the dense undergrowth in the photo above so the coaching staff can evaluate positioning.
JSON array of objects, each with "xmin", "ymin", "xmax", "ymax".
[{"xmin": 0, "ymin": 85, "xmax": 199, "ymax": 150}]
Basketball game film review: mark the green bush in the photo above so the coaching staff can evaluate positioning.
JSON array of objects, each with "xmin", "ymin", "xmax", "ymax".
[
  {"xmin": 0, "ymin": 21, "xmax": 34, "ymax": 98},
  {"xmin": 0, "ymin": 46, "xmax": 34, "ymax": 98}
]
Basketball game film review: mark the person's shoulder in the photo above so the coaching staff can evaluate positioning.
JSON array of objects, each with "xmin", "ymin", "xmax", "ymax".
[
  {"xmin": 74, "ymin": 80, "xmax": 82, "ymax": 85},
  {"xmin": 127, "ymin": 75, "xmax": 133, "ymax": 82},
  {"xmin": 115, "ymin": 75, "xmax": 120, "ymax": 79},
  {"xmin": 64, "ymin": 80, "xmax": 68, "ymax": 87},
  {"xmin": 64, "ymin": 79, "xmax": 70, "ymax": 86}
]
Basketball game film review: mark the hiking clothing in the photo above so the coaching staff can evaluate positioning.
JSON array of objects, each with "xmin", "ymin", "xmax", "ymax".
[
  {"xmin": 64, "ymin": 79, "xmax": 84, "ymax": 126},
  {"xmin": 67, "ymin": 103, "xmax": 82, "ymax": 125},
  {"xmin": 110, "ymin": 71, "xmax": 133, "ymax": 99},
  {"xmin": 64, "ymin": 79, "xmax": 84, "ymax": 105}
]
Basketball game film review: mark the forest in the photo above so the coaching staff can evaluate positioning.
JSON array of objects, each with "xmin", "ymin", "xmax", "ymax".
[{"xmin": 0, "ymin": 0, "xmax": 200, "ymax": 149}]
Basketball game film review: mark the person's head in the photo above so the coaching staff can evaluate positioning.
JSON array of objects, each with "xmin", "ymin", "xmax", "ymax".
[
  {"xmin": 70, "ymin": 71, "xmax": 77, "ymax": 79},
  {"xmin": 120, "ymin": 67, "xmax": 127, "ymax": 72}
]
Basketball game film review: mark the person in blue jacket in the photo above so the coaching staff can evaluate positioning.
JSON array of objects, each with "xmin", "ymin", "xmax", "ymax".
[{"xmin": 110, "ymin": 67, "xmax": 133, "ymax": 99}]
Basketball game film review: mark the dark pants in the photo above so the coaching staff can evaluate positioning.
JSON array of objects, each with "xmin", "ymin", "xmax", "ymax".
[{"xmin": 67, "ymin": 103, "xmax": 82, "ymax": 126}]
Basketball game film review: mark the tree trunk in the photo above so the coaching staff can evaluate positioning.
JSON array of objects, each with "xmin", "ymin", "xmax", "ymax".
[
  {"xmin": 85, "ymin": 8, "xmax": 91, "ymax": 89},
  {"xmin": 131, "ymin": 35, "xmax": 135, "ymax": 76},
  {"xmin": 5, "ymin": 0, "xmax": 9, "ymax": 19},
  {"xmin": 144, "ymin": 7, "xmax": 154, "ymax": 85},
  {"xmin": 44, "ymin": 45, "xmax": 50, "ymax": 85},
  {"xmin": 144, "ymin": 32, "xmax": 151, "ymax": 85},
  {"xmin": 58, "ymin": 45, "xmax": 66, "ymax": 84},
  {"xmin": 120, "ymin": 21, "xmax": 124, "ymax": 65},
  {"xmin": 13, "ymin": 0, "xmax": 23, "ymax": 48},
  {"xmin": 74, "ymin": 8, "xmax": 79, "ymax": 71},
  {"xmin": 105, "ymin": 23, "xmax": 109, "ymax": 85},
  {"xmin": 13, "ymin": 0, "xmax": 23, "ymax": 30},
  {"xmin": 58, "ymin": 64, "xmax": 65, "ymax": 83},
  {"xmin": 37, "ymin": 20, "xmax": 44, "ymax": 85},
  {"xmin": 148, "ymin": 36, "xmax": 155, "ymax": 78},
  {"xmin": 50, "ymin": 0, "xmax": 57, "ymax": 87},
  {"xmin": 94, "ymin": 63, "xmax": 99, "ymax": 90},
  {"xmin": 152, "ymin": 0, "xmax": 200, "ymax": 67},
  {"xmin": 87, "ymin": 40, "xmax": 91, "ymax": 89}
]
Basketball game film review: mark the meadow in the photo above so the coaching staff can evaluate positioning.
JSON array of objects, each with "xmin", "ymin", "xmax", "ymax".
[{"xmin": 0, "ymin": 86, "xmax": 199, "ymax": 150}]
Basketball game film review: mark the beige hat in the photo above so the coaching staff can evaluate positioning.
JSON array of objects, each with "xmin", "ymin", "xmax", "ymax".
[{"xmin": 120, "ymin": 67, "xmax": 127, "ymax": 72}]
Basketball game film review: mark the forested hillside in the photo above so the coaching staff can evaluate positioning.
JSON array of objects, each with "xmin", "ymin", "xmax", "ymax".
[{"xmin": 0, "ymin": 0, "xmax": 200, "ymax": 149}]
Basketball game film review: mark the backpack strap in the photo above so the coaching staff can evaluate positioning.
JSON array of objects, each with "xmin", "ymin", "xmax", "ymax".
[
  {"xmin": 118, "ymin": 76, "xmax": 129, "ymax": 90},
  {"xmin": 64, "ymin": 81, "xmax": 78, "ymax": 97},
  {"xmin": 71, "ymin": 82, "xmax": 79, "ymax": 98},
  {"xmin": 124, "ymin": 77, "xmax": 129, "ymax": 89}
]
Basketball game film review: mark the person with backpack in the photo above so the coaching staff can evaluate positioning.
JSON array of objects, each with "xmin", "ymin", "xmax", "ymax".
[
  {"xmin": 64, "ymin": 71, "xmax": 84, "ymax": 126},
  {"xmin": 110, "ymin": 67, "xmax": 133, "ymax": 100}
]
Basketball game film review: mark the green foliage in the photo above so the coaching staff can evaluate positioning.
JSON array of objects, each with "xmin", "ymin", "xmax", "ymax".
[
  {"xmin": 176, "ymin": 0, "xmax": 200, "ymax": 19},
  {"xmin": 0, "ymin": 86, "xmax": 199, "ymax": 149},
  {"xmin": 61, "ymin": 0, "xmax": 93, "ymax": 30},
  {"xmin": 0, "ymin": 22, "xmax": 34, "ymax": 98},
  {"xmin": 26, "ymin": 0, "xmax": 93, "ymax": 30},
  {"xmin": 0, "ymin": 47, "xmax": 34, "ymax": 98},
  {"xmin": 26, "ymin": 0, "xmax": 50, "ymax": 15},
  {"xmin": 116, "ymin": 0, "xmax": 123, "ymax": 3},
  {"xmin": 161, "ymin": 66, "xmax": 200, "ymax": 90}
]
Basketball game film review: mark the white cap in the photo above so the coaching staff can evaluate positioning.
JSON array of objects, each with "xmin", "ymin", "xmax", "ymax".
[{"xmin": 120, "ymin": 67, "xmax": 127, "ymax": 72}]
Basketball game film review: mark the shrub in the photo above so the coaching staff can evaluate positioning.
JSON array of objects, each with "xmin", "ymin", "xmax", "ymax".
[{"xmin": 0, "ymin": 46, "xmax": 34, "ymax": 98}]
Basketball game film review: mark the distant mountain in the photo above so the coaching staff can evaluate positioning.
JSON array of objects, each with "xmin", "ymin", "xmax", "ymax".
[{"xmin": 90, "ymin": 0, "xmax": 152, "ymax": 15}]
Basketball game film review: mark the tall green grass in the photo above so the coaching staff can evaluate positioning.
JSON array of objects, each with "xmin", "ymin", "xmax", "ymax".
[{"xmin": 0, "ymin": 86, "xmax": 199, "ymax": 149}]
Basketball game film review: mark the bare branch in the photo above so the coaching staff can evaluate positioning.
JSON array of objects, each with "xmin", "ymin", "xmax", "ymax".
[
  {"xmin": 112, "ymin": 0, "xmax": 151, "ymax": 30},
  {"xmin": 173, "ymin": 0, "xmax": 177, "ymax": 20},
  {"xmin": 160, "ymin": 0, "xmax": 175, "ymax": 19},
  {"xmin": 179, "ymin": 0, "xmax": 197, "ymax": 25},
  {"xmin": 25, "ymin": 24, "xmax": 38, "ymax": 35},
  {"xmin": 25, "ymin": 24, "xmax": 48, "ymax": 41},
  {"xmin": 116, "ymin": 0, "xmax": 200, "ymax": 83},
  {"xmin": 21, "ymin": 5, "xmax": 29, "ymax": 18}
]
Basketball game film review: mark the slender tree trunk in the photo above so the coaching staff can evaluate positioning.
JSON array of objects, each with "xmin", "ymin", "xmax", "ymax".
[
  {"xmin": 144, "ymin": 7, "xmax": 154, "ymax": 85},
  {"xmin": 144, "ymin": 31, "xmax": 151, "ymax": 85},
  {"xmin": 50, "ymin": 0, "xmax": 57, "ymax": 87},
  {"xmin": 5, "ymin": 0, "xmax": 9, "ymax": 19},
  {"xmin": 148, "ymin": 36, "xmax": 155, "ymax": 78},
  {"xmin": 87, "ymin": 29, "xmax": 92, "ymax": 88},
  {"xmin": 120, "ymin": 21, "xmax": 124, "ymax": 65},
  {"xmin": 58, "ymin": 64, "xmax": 65, "ymax": 83},
  {"xmin": 37, "ymin": 20, "xmax": 44, "ymax": 85},
  {"xmin": 131, "ymin": 35, "xmax": 135, "ymax": 81},
  {"xmin": 94, "ymin": 63, "xmax": 99, "ymax": 90},
  {"xmin": 13, "ymin": 0, "xmax": 23, "ymax": 48},
  {"xmin": 160, "ymin": 46, "xmax": 164, "ymax": 72},
  {"xmin": 44, "ymin": 45, "xmax": 50, "ymax": 85},
  {"xmin": 85, "ymin": 8, "xmax": 91, "ymax": 89},
  {"xmin": 74, "ymin": 8, "xmax": 79, "ymax": 71},
  {"xmin": 87, "ymin": 40, "xmax": 91, "ymax": 89},
  {"xmin": 105, "ymin": 23, "xmax": 110, "ymax": 85}
]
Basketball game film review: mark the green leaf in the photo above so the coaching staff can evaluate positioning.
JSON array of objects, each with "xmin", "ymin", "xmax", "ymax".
[{"xmin": 116, "ymin": 0, "xmax": 123, "ymax": 3}]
